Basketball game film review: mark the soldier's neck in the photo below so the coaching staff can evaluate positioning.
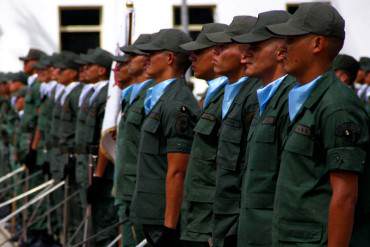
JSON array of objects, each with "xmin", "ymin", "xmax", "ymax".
[
  {"xmin": 295, "ymin": 60, "xmax": 331, "ymax": 84},
  {"xmin": 227, "ymin": 67, "xmax": 246, "ymax": 84},
  {"xmin": 135, "ymin": 74, "xmax": 150, "ymax": 83},
  {"xmin": 260, "ymin": 65, "xmax": 287, "ymax": 85}
]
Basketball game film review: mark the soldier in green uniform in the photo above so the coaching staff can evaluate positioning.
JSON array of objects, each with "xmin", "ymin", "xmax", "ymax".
[
  {"xmin": 354, "ymin": 57, "xmax": 370, "ymax": 95},
  {"xmin": 113, "ymin": 34, "xmax": 154, "ymax": 247},
  {"xmin": 332, "ymin": 54, "xmax": 359, "ymax": 90},
  {"xmin": 18, "ymin": 48, "xmax": 46, "ymax": 170},
  {"xmin": 205, "ymin": 16, "xmax": 260, "ymax": 247},
  {"xmin": 81, "ymin": 48, "xmax": 118, "ymax": 246},
  {"xmin": 131, "ymin": 28, "xmax": 200, "ymax": 246},
  {"xmin": 179, "ymin": 23, "xmax": 228, "ymax": 247},
  {"xmin": 230, "ymin": 10, "xmax": 295, "ymax": 247},
  {"xmin": 267, "ymin": 2, "xmax": 370, "ymax": 246}
]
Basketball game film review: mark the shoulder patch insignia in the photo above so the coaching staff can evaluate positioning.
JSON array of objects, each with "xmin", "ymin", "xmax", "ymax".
[
  {"xmin": 335, "ymin": 122, "xmax": 361, "ymax": 143},
  {"xmin": 294, "ymin": 124, "xmax": 312, "ymax": 136}
]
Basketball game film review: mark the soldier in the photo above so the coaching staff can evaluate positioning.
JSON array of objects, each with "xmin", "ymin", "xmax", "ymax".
[
  {"xmin": 267, "ymin": 2, "xmax": 370, "ymax": 246},
  {"xmin": 230, "ymin": 10, "xmax": 295, "ymax": 247},
  {"xmin": 354, "ymin": 57, "xmax": 370, "ymax": 94},
  {"xmin": 332, "ymin": 54, "xmax": 359, "ymax": 90},
  {"xmin": 205, "ymin": 16, "xmax": 260, "ymax": 247},
  {"xmin": 81, "ymin": 48, "xmax": 118, "ymax": 246},
  {"xmin": 113, "ymin": 34, "xmax": 155, "ymax": 247},
  {"xmin": 131, "ymin": 29, "xmax": 200, "ymax": 246},
  {"xmin": 179, "ymin": 23, "xmax": 228, "ymax": 247},
  {"xmin": 18, "ymin": 48, "xmax": 46, "ymax": 170},
  {"xmin": 356, "ymin": 57, "xmax": 370, "ymax": 100}
]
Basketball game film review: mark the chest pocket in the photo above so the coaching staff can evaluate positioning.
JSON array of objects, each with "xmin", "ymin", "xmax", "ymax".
[
  {"xmin": 255, "ymin": 116, "xmax": 276, "ymax": 143},
  {"xmin": 140, "ymin": 112, "xmax": 161, "ymax": 154},
  {"xmin": 284, "ymin": 112, "xmax": 315, "ymax": 157},
  {"xmin": 218, "ymin": 116, "xmax": 243, "ymax": 171},
  {"xmin": 194, "ymin": 112, "xmax": 217, "ymax": 136},
  {"xmin": 127, "ymin": 107, "xmax": 144, "ymax": 126}
]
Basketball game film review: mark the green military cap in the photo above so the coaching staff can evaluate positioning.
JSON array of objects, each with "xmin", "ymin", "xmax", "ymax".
[
  {"xmin": 9, "ymin": 71, "xmax": 28, "ymax": 85},
  {"xmin": 206, "ymin": 16, "xmax": 257, "ymax": 44},
  {"xmin": 267, "ymin": 2, "xmax": 345, "ymax": 40},
  {"xmin": 136, "ymin": 28, "xmax": 192, "ymax": 53},
  {"xmin": 19, "ymin": 48, "xmax": 47, "ymax": 61},
  {"xmin": 232, "ymin": 11, "xmax": 291, "ymax": 43},
  {"xmin": 0, "ymin": 72, "xmax": 11, "ymax": 83},
  {"xmin": 53, "ymin": 51, "xmax": 80, "ymax": 70},
  {"xmin": 33, "ymin": 55, "xmax": 53, "ymax": 70},
  {"xmin": 75, "ymin": 49, "xmax": 96, "ymax": 65},
  {"xmin": 180, "ymin": 23, "xmax": 228, "ymax": 51},
  {"xmin": 359, "ymin": 57, "xmax": 370, "ymax": 70},
  {"xmin": 111, "ymin": 54, "xmax": 130, "ymax": 63},
  {"xmin": 333, "ymin": 54, "xmax": 359, "ymax": 76},
  {"xmin": 120, "ymin": 34, "xmax": 152, "ymax": 55},
  {"xmin": 83, "ymin": 48, "xmax": 113, "ymax": 68}
]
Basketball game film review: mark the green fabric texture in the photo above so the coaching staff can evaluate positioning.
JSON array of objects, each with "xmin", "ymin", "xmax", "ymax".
[
  {"xmin": 212, "ymin": 78, "xmax": 260, "ymax": 247},
  {"xmin": 237, "ymin": 76, "xmax": 295, "ymax": 247},
  {"xmin": 272, "ymin": 71, "xmax": 369, "ymax": 246}
]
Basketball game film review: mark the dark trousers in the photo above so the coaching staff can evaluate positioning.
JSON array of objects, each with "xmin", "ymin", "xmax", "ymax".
[{"xmin": 143, "ymin": 225, "xmax": 182, "ymax": 247}]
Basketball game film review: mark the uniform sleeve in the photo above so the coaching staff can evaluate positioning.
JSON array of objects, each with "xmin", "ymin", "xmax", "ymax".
[
  {"xmin": 322, "ymin": 108, "xmax": 369, "ymax": 173},
  {"xmin": 164, "ymin": 102, "xmax": 199, "ymax": 153}
]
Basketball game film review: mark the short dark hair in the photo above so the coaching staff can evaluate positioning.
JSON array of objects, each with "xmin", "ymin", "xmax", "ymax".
[
  {"xmin": 327, "ymin": 37, "xmax": 344, "ymax": 60},
  {"xmin": 174, "ymin": 52, "xmax": 191, "ymax": 73}
]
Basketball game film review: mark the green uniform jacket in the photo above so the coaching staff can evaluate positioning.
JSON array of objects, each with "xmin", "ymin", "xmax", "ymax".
[
  {"xmin": 36, "ymin": 88, "xmax": 56, "ymax": 165},
  {"xmin": 47, "ymin": 91, "xmax": 64, "ymax": 150},
  {"xmin": 75, "ymin": 87, "xmax": 95, "ymax": 154},
  {"xmin": 114, "ymin": 80, "xmax": 154, "ymax": 203},
  {"xmin": 237, "ymin": 75, "xmax": 295, "ymax": 247},
  {"xmin": 213, "ymin": 77, "xmax": 260, "ymax": 247},
  {"xmin": 131, "ymin": 78, "xmax": 200, "ymax": 225},
  {"xmin": 58, "ymin": 84, "xmax": 83, "ymax": 151},
  {"xmin": 272, "ymin": 71, "xmax": 369, "ymax": 246},
  {"xmin": 181, "ymin": 86, "xmax": 224, "ymax": 242},
  {"xmin": 21, "ymin": 80, "xmax": 41, "ymax": 133}
]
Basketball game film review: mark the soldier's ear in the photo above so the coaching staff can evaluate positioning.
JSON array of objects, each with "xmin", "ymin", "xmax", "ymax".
[
  {"xmin": 166, "ymin": 51, "xmax": 175, "ymax": 66},
  {"xmin": 312, "ymin": 35, "xmax": 326, "ymax": 55},
  {"xmin": 276, "ymin": 41, "xmax": 287, "ymax": 62}
]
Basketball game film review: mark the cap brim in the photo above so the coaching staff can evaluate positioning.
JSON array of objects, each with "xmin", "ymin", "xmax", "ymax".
[
  {"xmin": 267, "ymin": 22, "xmax": 310, "ymax": 37},
  {"xmin": 136, "ymin": 43, "xmax": 163, "ymax": 52},
  {"xmin": 206, "ymin": 32, "xmax": 232, "ymax": 44},
  {"xmin": 112, "ymin": 55, "xmax": 129, "ymax": 63},
  {"xmin": 180, "ymin": 41, "xmax": 211, "ymax": 51},
  {"xmin": 232, "ymin": 31, "xmax": 272, "ymax": 44},
  {"xmin": 19, "ymin": 56, "xmax": 29, "ymax": 61},
  {"xmin": 120, "ymin": 45, "xmax": 148, "ymax": 55},
  {"xmin": 53, "ymin": 62, "xmax": 68, "ymax": 69}
]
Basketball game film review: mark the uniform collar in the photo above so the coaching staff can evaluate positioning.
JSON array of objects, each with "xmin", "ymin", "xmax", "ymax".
[
  {"xmin": 222, "ymin": 76, "xmax": 248, "ymax": 119},
  {"xmin": 121, "ymin": 84, "xmax": 134, "ymax": 103},
  {"xmin": 144, "ymin": 78, "xmax": 176, "ymax": 115},
  {"xmin": 129, "ymin": 79, "xmax": 153, "ymax": 104},
  {"xmin": 27, "ymin": 74, "xmax": 38, "ymax": 86},
  {"xmin": 60, "ymin": 81, "xmax": 80, "ymax": 105},
  {"xmin": 55, "ymin": 84, "xmax": 65, "ymax": 102},
  {"xmin": 257, "ymin": 74, "xmax": 287, "ymax": 115},
  {"xmin": 203, "ymin": 76, "xmax": 228, "ymax": 109},
  {"xmin": 288, "ymin": 75, "xmax": 322, "ymax": 122},
  {"xmin": 78, "ymin": 83, "xmax": 94, "ymax": 107},
  {"xmin": 89, "ymin": 80, "xmax": 109, "ymax": 106}
]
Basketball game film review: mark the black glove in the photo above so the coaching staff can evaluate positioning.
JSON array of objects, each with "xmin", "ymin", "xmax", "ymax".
[
  {"xmin": 42, "ymin": 162, "xmax": 51, "ymax": 178},
  {"xmin": 63, "ymin": 154, "xmax": 76, "ymax": 181},
  {"xmin": 23, "ymin": 149, "xmax": 37, "ymax": 172},
  {"xmin": 86, "ymin": 176, "xmax": 111, "ymax": 204},
  {"xmin": 151, "ymin": 226, "xmax": 180, "ymax": 247}
]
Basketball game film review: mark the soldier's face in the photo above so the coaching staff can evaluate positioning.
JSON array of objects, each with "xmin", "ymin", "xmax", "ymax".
[
  {"xmin": 23, "ymin": 60, "xmax": 37, "ymax": 75},
  {"xmin": 335, "ymin": 69, "xmax": 351, "ymax": 85},
  {"xmin": 146, "ymin": 51, "xmax": 170, "ymax": 79},
  {"xmin": 57, "ymin": 68, "xmax": 78, "ymax": 85},
  {"xmin": 15, "ymin": 97, "xmax": 25, "ymax": 111},
  {"xmin": 128, "ymin": 55, "xmax": 149, "ymax": 78},
  {"xmin": 85, "ymin": 64, "xmax": 104, "ymax": 83},
  {"xmin": 355, "ymin": 69, "xmax": 365, "ymax": 83},
  {"xmin": 284, "ymin": 35, "xmax": 315, "ymax": 77},
  {"xmin": 212, "ymin": 43, "xmax": 248, "ymax": 77},
  {"xmin": 50, "ymin": 67, "xmax": 60, "ymax": 81},
  {"xmin": 36, "ymin": 69, "xmax": 50, "ymax": 82},
  {"xmin": 9, "ymin": 81, "xmax": 25, "ymax": 93},
  {"xmin": 114, "ymin": 62, "xmax": 131, "ymax": 89},
  {"xmin": 189, "ymin": 47, "xmax": 215, "ymax": 80},
  {"xmin": 245, "ymin": 39, "xmax": 286, "ymax": 81},
  {"xmin": 364, "ymin": 72, "xmax": 370, "ymax": 85}
]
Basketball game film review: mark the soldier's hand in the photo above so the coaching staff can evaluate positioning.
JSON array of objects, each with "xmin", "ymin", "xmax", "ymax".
[
  {"xmin": 42, "ymin": 161, "xmax": 51, "ymax": 178},
  {"xmin": 23, "ymin": 149, "xmax": 37, "ymax": 172},
  {"xmin": 63, "ymin": 154, "xmax": 76, "ymax": 180},
  {"xmin": 151, "ymin": 226, "xmax": 180, "ymax": 247},
  {"xmin": 86, "ymin": 176, "xmax": 111, "ymax": 204}
]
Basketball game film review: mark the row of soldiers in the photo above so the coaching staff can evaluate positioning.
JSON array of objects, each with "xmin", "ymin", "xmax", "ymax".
[{"xmin": 1, "ymin": 2, "xmax": 370, "ymax": 247}]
